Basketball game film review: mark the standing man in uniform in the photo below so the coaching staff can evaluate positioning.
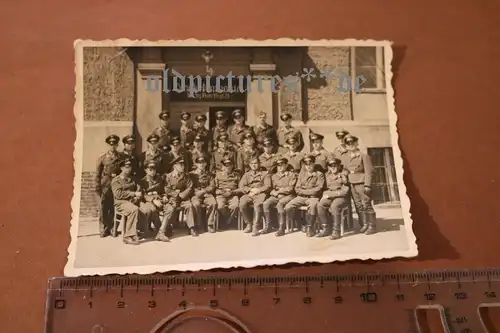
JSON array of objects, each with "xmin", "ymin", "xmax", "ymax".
[
  {"xmin": 316, "ymin": 158, "xmax": 350, "ymax": 239},
  {"xmin": 333, "ymin": 129, "xmax": 349, "ymax": 157},
  {"xmin": 252, "ymin": 111, "xmax": 276, "ymax": 150},
  {"xmin": 228, "ymin": 109, "xmax": 250, "ymax": 149},
  {"xmin": 151, "ymin": 110, "xmax": 175, "ymax": 153},
  {"xmin": 282, "ymin": 137, "xmax": 305, "ymax": 173},
  {"xmin": 259, "ymin": 137, "xmax": 278, "ymax": 173},
  {"xmin": 138, "ymin": 161, "xmax": 166, "ymax": 241},
  {"xmin": 285, "ymin": 155, "xmax": 325, "ymax": 237},
  {"xmin": 179, "ymin": 112, "xmax": 196, "ymax": 148},
  {"xmin": 341, "ymin": 134, "xmax": 377, "ymax": 235},
  {"xmin": 210, "ymin": 133, "xmax": 237, "ymax": 173},
  {"xmin": 214, "ymin": 158, "xmax": 241, "ymax": 229},
  {"xmin": 277, "ymin": 113, "xmax": 304, "ymax": 154},
  {"xmin": 165, "ymin": 136, "xmax": 192, "ymax": 173},
  {"xmin": 139, "ymin": 134, "xmax": 167, "ymax": 178},
  {"xmin": 210, "ymin": 110, "xmax": 230, "ymax": 151},
  {"xmin": 162, "ymin": 157, "xmax": 198, "ymax": 238},
  {"xmin": 193, "ymin": 114, "xmax": 210, "ymax": 151},
  {"xmin": 237, "ymin": 157, "xmax": 272, "ymax": 236},
  {"xmin": 111, "ymin": 158, "xmax": 155, "ymax": 245},
  {"xmin": 95, "ymin": 134, "xmax": 121, "ymax": 238},
  {"xmin": 190, "ymin": 156, "xmax": 218, "ymax": 233},
  {"xmin": 262, "ymin": 157, "xmax": 297, "ymax": 236},
  {"xmin": 120, "ymin": 135, "xmax": 139, "ymax": 179},
  {"xmin": 310, "ymin": 132, "xmax": 331, "ymax": 172},
  {"xmin": 236, "ymin": 132, "xmax": 261, "ymax": 173}
]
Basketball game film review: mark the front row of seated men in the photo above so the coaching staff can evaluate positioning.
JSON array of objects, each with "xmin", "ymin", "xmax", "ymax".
[{"xmin": 111, "ymin": 149, "xmax": 375, "ymax": 245}]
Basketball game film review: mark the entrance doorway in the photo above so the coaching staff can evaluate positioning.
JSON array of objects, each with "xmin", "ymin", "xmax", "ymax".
[{"xmin": 208, "ymin": 107, "xmax": 246, "ymax": 128}]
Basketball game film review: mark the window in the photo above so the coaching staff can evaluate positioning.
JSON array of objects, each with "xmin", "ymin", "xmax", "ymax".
[
  {"xmin": 367, "ymin": 147, "xmax": 400, "ymax": 204},
  {"xmin": 352, "ymin": 46, "xmax": 386, "ymax": 92}
]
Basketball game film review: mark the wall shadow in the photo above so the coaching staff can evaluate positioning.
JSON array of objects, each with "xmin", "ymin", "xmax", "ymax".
[{"xmin": 391, "ymin": 45, "xmax": 406, "ymax": 94}]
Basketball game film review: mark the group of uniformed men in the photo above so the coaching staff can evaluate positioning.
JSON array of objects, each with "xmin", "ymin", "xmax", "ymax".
[{"xmin": 95, "ymin": 108, "xmax": 376, "ymax": 245}]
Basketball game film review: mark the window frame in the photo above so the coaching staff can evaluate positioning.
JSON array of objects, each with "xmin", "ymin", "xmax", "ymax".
[{"xmin": 351, "ymin": 46, "xmax": 386, "ymax": 93}]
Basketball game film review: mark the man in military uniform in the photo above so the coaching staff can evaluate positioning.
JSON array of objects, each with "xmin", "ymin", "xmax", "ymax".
[
  {"xmin": 277, "ymin": 113, "xmax": 304, "ymax": 154},
  {"xmin": 333, "ymin": 129, "xmax": 349, "ymax": 157},
  {"xmin": 164, "ymin": 136, "xmax": 192, "ymax": 173},
  {"xmin": 282, "ymin": 137, "xmax": 305, "ymax": 173},
  {"xmin": 252, "ymin": 111, "xmax": 276, "ymax": 150},
  {"xmin": 228, "ymin": 109, "xmax": 250, "ymax": 149},
  {"xmin": 138, "ymin": 161, "xmax": 165, "ymax": 240},
  {"xmin": 317, "ymin": 158, "xmax": 350, "ymax": 239},
  {"xmin": 179, "ymin": 112, "xmax": 196, "ymax": 148},
  {"xmin": 111, "ymin": 158, "xmax": 155, "ymax": 245},
  {"xmin": 210, "ymin": 133, "xmax": 236, "ymax": 173},
  {"xmin": 214, "ymin": 158, "xmax": 241, "ymax": 229},
  {"xmin": 193, "ymin": 114, "xmax": 210, "ymax": 150},
  {"xmin": 263, "ymin": 157, "xmax": 298, "ymax": 236},
  {"xmin": 190, "ymin": 156, "xmax": 218, "ymax": 233},
  {"xmin": 190, "ymin": 134, "xmax": 211, "ymax": 165},
  {"xmin": 119, "ymin": 135, "xmax": 139, "ymax": 178},
  {"xmin": 259, "ymin": 137, "xmax": 278, "ymax": 173},
  {"xmin": 236, "ymin": 132, "xmax": 261, "ymax": 173},
  {"xmin": 285, "ymin": 155, "xmax": 326, "ymax": 237},
  {"xmin": 139, "ymin": 134, "xmax": 167, "ymax": 178},
  {"xmin": 162, "ymin": 157, "xmax": 197, "ymax": 238},
  {"xmin": 151, "ymin": 110, "xmax": 175, "ymax": 152},
  {"xmin": 237, "ymin": 157, "xmax": 272, "ymax": 236},
  {"xmin": 209, "ymin": 110, "xmax": 230, "ymax": 151},
  {"xmin": 310, "ymin": 132, "xmax": 331, "ymax": 172},
  {"xmin": 341, "ymin": 134, "xmax": 376, "ymax": 235},
  {"xmin": 95, "ymin": 134, "xmax": 121, "ymax": 237}
]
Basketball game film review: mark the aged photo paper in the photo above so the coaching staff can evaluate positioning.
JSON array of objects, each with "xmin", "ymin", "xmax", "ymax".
[{"xmin": 65, "ymin": 38, "xmax": 417, "ymax": 277}]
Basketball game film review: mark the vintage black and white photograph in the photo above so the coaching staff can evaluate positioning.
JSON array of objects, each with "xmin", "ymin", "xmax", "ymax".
[{"xmin": 65, "ymin": 39, "xmax": 417, "ymax": 276}]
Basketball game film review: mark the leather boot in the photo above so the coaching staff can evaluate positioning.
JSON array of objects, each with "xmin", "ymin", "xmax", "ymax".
[
  {"xmin": 330, "ymin": 213, "xmax": 342, "ymax": 240},
  {"xmin": 261, "ymin": 212, "xmax": 272, "ymax": 234},
  {"xmin": 189, "ymin": 227, "xmax": 198, "ymax": 237},
  {"xmin": 243, "ymin": 223, "xmax": 252, "ymax": 233},
  {"xmin": 252, "ymin": 211, "xmax": 261, "ymax": 236},
  {"xmin": 359, "ymin": 212, "xmax": 369, "ymax": 233},
  {"xmin": 156, "ymin": 217, "xmax": 171, "ymax": 242},
  {"xmin": 364, "ymin": 212, "xmax": 377, "ymax": 235},
  {"xmin": 305, "ymin": 214, "xmax": 315, "ymax": 237},
  {"xmin": 275, "ymin": 212, "xmax": 286, "ymax": 237},
  {"xmin": 316, "ymin": 224, "xmax": 330, "ymax": 237}
]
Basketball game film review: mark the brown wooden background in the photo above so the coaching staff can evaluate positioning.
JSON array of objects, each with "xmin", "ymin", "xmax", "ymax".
[{"xmin": 0, "ymin": 0, "xmax": 499, "ymax": 331}]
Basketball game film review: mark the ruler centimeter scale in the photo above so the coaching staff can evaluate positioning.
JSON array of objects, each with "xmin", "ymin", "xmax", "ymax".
[{"xmin": 45, "ymin": 268, "xmax": 500, "ymax": 333}]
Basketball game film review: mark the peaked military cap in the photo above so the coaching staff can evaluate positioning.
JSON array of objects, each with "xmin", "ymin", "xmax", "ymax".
[
  {"xmin": 171, "ymin": 136, "xmax": 181, "ymax": 145},
  {"xmin": 343, "ymin": 134, "xmax": 358, "ymax": 144},
  {"xmin": 215, "ymin": 110, "xmax": 227, "ymax": 119},
  {"xmin": 105, "ymin": 134, "xmax": 119, "ymax": 145},
  {"xmin": 195, "ymin": 114, "xmax": 207, "ymax": 122},
  {"xmin": 336, "ymin": 129, "xmax": 349, "ymax": 137},
  {"xmin": 263, "ymin": 137, "xmax": 274, "ymax": 146},
  {"xmin": 303, "ymin": 154, "xmax": 316, "ymax": 164},
  {"xmin": 280, "ymin": 113, "xmax": 292, "ymax": 121},
  {"xmin": 232, "ymin": 109, "xmax": 243, "ymax": 118},
  {"xmin": 276, "ymin": 157, "xmax": 288, "ymax": 165},
  {"xmin": 327, "ymin": 158, "xmax": 342, "ymax": 166},
  {"xmin": 195, "ymin": 156, "xmax": 207, "ymax": 164},
  {"xmin": 310, "ymin": 133, "xmax": 324, "ymax": 141},
  {"xmin": 217, "ymin": 133, "xmax": 229, "ymax": 141},
  {"xmin": 180, "ymin": 112, "xmax": 191, "ymax": 120},
  {"xmin": 221, "ymin": 158, "xmax": 233, "ymax": 166},
  {"xmin": 147, "ymin": 133, "xmax": 160, "ymax": 143},
  {"xmin": 194, "ymin": 134, "xmax": 203, "ymax": 142},
  {"xmin": 172, "ymin": 156, "xmax": 185, "ymax": 165},
  {"xmin": 122, "ymin": 134, "xmax": 136, "ymax": 144},
  {"xmin": 145, "ymin": 161, "xmax": 157, "ymax": 169},
  {"xmin": 159, "ymin": 111, "xmax": 169, "ymax": 120},
  {"xmin": 120, "ymin": 157, "xmax": 133, "ymax": 167}
]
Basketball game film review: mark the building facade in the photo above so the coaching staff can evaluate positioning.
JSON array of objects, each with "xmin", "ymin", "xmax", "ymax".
[{"xmin": 79, "ymin": 46, "xmax": 398, "ymax": 218}]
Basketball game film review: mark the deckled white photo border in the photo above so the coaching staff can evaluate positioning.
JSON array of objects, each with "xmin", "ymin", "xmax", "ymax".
[{"xmin": 65, "ymin": 38, "xmax": 417, "ymax": 277}]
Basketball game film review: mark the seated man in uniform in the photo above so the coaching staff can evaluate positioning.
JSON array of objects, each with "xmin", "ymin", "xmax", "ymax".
[
  {"xmin": 190, "ymin": 156, "xmax": 218, "ymax": 233},
  {"xmin": 236, "ymin": 131, "xmax": 261, "ymax": 173},
  {"xmin": 282, "ymin": 137, "xmax": 305, "ymax": 173},
  {"xmin": 161, "ymin": 156, "xmax": 197, "ymax": 238},
  {"xmin": 259, "ymin": 137, "xmax": 278, "ymax": 173},
  {"xmin": 138, "ymin": 161, "xmax": 166, "ymax": 241},
  {"xmin": 210, "ymin": 133, "xmax": 236, "ymax": 173},
  {"xmin": 317, "ymin": 158, "xmax": 350, "ymax": 239},
  {"xmin": 262, "ymin": 157, "xmax": 298, "ymax": 236},
  {"xmin": 237, "ymin": 157, "xmax": 272, "ymax": 236},
  {"xmin": 111, "ymin": 158, "xmax": 155, "ymax": 245},
  {"xmin": 310, "ymin": 132, "xmax": 331, "ymax": 172},
  {"xmin": 214, "ymin": 158, "xmax": 241, "ymax": 229},
  {"xmin": 284, "ymin": 155, "xmax": 325, "ymax": 237}
]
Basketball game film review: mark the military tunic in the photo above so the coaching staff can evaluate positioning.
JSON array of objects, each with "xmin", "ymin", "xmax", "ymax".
[
  {"xmin": 228, "ymin": 124, "xmax": 251, "ymax": 149},
  {"xmin": 310, "ymin": 148, "xmax": 331, "ymax": 172},
  {"xmin": 95, "ymin": 150, "xmax": 121, "ymax": 234},
  {"xmin": 281, "ymin": 151, "xmax": 305, "ymax": 173},
  {"xmin": 341, "ymin": 150, "xmax": 375, "ymax": 217},
  {"xmin": 151, "ymin": 126, "xmax": 175, "ymax": 152},
  {"xmin": 139, "ymin": 149, "xmax": 167, "ymax": 178},
  {"xmin": 237, "ymin": 170, "xmax": 272, "ymax": 223},
  {"xmin": 258, "ymin": 152, "xmax": 278, "ymax": 173},
  {"xmin": 209, "ymin": 125, "xmax": 229, "ymax": 151},
  {"xmin": 138, "ymin": 174, "xmax": 164, "ymax": 231},
  {"xmin": 195, "ymin": 127, "xmax": 210, "ymax": 151},
  {"xmin": 190, "ymin": 169, "xmax": 217, "ymax": 228},
  {"xmin": 252, "ymin": 124, "xmax": 276, "ymax": 150},
  {"xmin": 119, "ymin": 151, "xmax": 139, "ymax": 179},
  {"xmin": 111, "ymin": 175, "xmax": 154, "ymax": 238},
  {"xmin": 263, "ymin": 170, "xmax": 298, "ymax": 213},
  {"xmin": 210, "ymin": 148, "xmax": 237, "ymax": 173},
  {"xmin": 317, "ymin": 169, "xmax": 350, "ymax": 226},
  {"xmin": 164, "ymin": 148, "xmax": 193, "ymax": 173},
  {"xmin": 179, "ymin": 126, "xmax": 196, "ymax": 148},
  {"xmin": 214, "ymin": 169, "xmax": 241, "ymax": 224},
  {"xmin": 285, "ymin": 169, "xmax": 325, "ymax": 216},
  {"xmin": 277, "ymin": 126, "xmax": 304, "ymax": 153},
  {"xmin": 236, "ymin": 147, "xmax": 261, "ymax": 173},
  {"xmin": 163, "ymin": 171, "xmax": 195, "ymax": 228}
]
